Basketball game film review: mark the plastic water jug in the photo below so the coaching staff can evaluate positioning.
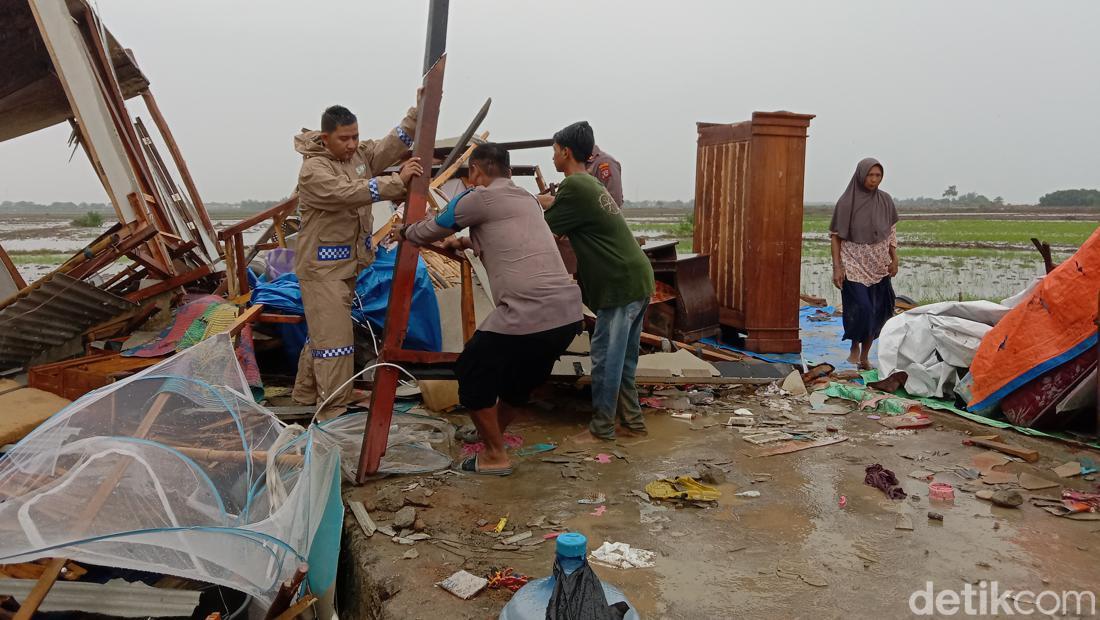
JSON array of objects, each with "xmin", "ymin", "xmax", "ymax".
[{"xmin": 499, "ymin": 532, "xmax": 640, "ymax": 620}]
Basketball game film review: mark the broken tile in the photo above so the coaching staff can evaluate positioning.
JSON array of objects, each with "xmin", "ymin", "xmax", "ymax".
[
  {"xmin": 1018, "ymin": 473, "xmax": 1059, "ymax": 491},
  {"xmin": 1053, "ymin": 461, "xmax": 1082, "ymax": 478},
  {"xmin": 438, "ymin": 570, "xmax": 488, "ymax": 599}
]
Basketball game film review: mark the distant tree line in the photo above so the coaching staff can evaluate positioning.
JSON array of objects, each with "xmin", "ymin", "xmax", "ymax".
[
  {"xmin": 1038, "ymin": 189, "xmax": 1100, "ymax": 207},
  {"xmin": 893, "ymin": 185, "xmax": 1004, "ymax": 208}
]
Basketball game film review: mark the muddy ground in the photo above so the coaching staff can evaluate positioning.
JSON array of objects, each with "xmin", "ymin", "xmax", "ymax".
[{"xmin": 339, "ymin": 383, "xmax": 1100, "ymax": 619}]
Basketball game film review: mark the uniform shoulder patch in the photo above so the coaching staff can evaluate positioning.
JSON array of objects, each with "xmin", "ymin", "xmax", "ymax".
[{"xmin": 597, "ymin": 162, "xmax": 612, "ymax": 181}]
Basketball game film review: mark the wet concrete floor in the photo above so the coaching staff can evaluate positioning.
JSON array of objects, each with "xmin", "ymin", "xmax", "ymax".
[{"xmin": 343, "ymin": 384, "xmax": 1100, "ymax": 619}]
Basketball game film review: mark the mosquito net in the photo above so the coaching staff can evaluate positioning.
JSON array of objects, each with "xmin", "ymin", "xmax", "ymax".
[{"xmin": 0, "ymin": 333, "xmax": 451, "ymax": 605}]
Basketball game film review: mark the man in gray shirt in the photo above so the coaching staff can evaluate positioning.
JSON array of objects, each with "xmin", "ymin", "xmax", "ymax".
[{"xmin": 398, "ymin": 143, "xmax": 583, "ymax": 475}]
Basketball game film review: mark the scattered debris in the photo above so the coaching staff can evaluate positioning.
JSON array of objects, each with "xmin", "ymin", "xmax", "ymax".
[
  {"xmin": 878, "ymin": 412, "xmax": 933, "ymax": 430},
  {"xmin": 348, "ymin": 501, "xmax": 377, "ymax": 537},
  {"xmin": 990, "ymin": 490, "xmax": 1024, "ymax": 508},
  {"xmin": 495, "ymin": 517, "xmax": 508, "ymax": 533},
  {"xmin": 928, "ymin": 482, "xmax": 955, "ymax": 502},
  {"xmin": 595, "ymin": 453, "xmax": 613, "ymax": 463},
  {"xmin": 1053, "ymin": 461, "xmax": 1082, "ymax": 478},
  {"xmin": 908, "ymin": 470, "xmax": 935, "ymax": 481},
  {"xmin": 578, "ymin": 493, "xmax": 607, "ymax": 505},
  {"xmin": 393, "ymin": 506, "xmax": 417, "ymax": 530},
  {"xmin": 670, "ymin": 412, "xmax": 696, "ymax": 420},
  {"xmin": 980, "ymin": 472, "xmax": 1019, "ymax": 485},
  {"xmin": 502, "ymin": 531, "xmax": 533, "ymax": 545},
  {"xmin": 735, "ymin": 491, "xmax": 761, "ymax": 498},
  {"xmin": 895, "ymin": 512, "xmax": 914, "ymax": 531},
  {"xmin": 865, "ymin": 464, "xmax": 907, "ymax": 500},
  {"xmin": 781, "ymin": 371, "xmax": 808, "ymax": 396},
  {"xmin": 487, "ymin": 568, "xmax": 529, "ymax": 592},
  {"xmin": 744, "ymin": 430, "xmax": 794, "ymax": 445},
  {"xmin": 645, "ymin": 477, "xmax": 721, "ymax": 503},
  {"xmin": 589, "ymin": 542, "xmax": 656, "ymax": 569},
  {"xmin": 698, "ymin": 463, "xmax": 727, "ymax": 485},
  {"xmin": 928, "ymin": 511, "xmax": 944, "ymax": 521},
  {"xmin": 756, "ymin": 436, "xmax": 848, "ymax": 457},
  {"xmin": 515, "ymin": 443, "xmax": 557, "ymax": 457},
  {"xmin": 962, "ymin": 437, "xmax": 1039, "ymax": 463},
  {"xmin": 590, "ymin": 505, "xmax": 607, "ymax": 517},
  {"xmin": 1018, "ymin": 473, "xmax": 1059, "ymax": 491},
  {"xmin": 403, "ymin": 549, "xmax": 420, "ymax": 560},
  {"xmin": 838, "ymin": 495, "xmax": 848, "ymax": 508},
  {"xmin": 438, "ymin": 570, "xmax": 489, "ymax": 599}
]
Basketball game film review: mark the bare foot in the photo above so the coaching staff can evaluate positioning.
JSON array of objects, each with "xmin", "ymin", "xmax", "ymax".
[
  {"xmin": 570, "ymin": 429, "xmax": 612, "ymax": 445},
  {"xmin": 859, "ymin": 359, "xmax": 874, "ymax": 371},
  {"xmin": 847, "ymin": 350, "xmax": 860, "ymax": 365}
]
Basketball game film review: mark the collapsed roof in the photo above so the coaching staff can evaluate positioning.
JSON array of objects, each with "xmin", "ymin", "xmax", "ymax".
[{"xmin": 0, "ymin": 0, "xmax": 148, "ymax": 143}]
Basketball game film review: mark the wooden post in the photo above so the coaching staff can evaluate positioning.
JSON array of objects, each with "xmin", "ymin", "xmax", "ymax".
[
  {"xmin": 224, "ymin": 236, "xmax": 239, "ymax": 298},
  {"xmin": 140, "ymin": 89, "xmax": 222, "ymax": 256},
  {"xmin": 358, "ymin": 55, "xmax": 447, "ymax": 482},
  {"xmin": 460, "ymin": 260, "xmax": 475, "ymax": 342}
]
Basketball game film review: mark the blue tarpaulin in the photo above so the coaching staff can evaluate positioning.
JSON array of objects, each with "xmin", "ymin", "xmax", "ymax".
[
  {"xmin": 702, "ymin": 306, "xmax": 875, "ymax": 368},
  {"xmin": 250, "ymin": 246, "xmax": 442, "ymax": 359}
]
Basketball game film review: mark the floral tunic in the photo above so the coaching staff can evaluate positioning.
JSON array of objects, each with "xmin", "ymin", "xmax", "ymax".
[{"xmin": 839, "ymin": 224, "xmax": 897, "ymax": 286}]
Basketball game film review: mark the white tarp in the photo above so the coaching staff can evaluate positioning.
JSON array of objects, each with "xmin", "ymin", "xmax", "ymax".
[{"xmin": 877, "ymin": 301, "xmax": 1012, "ymax": 398}]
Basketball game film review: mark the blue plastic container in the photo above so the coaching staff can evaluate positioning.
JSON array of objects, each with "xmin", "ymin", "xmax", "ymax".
[{"xmin": 499, "ymin": 533, "xmax": 639, "ymax": 620}]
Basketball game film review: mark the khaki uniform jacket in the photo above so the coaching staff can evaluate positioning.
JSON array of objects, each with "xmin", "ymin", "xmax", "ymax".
[
  {"xmin": 293, "ymin": 107, "xmax": 417, "ymax": 281},
  {"xmin": 586, "ymin": 146, "xmax": 623, "ymax": 208}
]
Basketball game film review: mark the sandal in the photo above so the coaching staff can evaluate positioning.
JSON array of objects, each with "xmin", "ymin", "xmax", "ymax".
[{"xmin": 456, "ymin": 455, "xmax": 513, "ymax": 477}]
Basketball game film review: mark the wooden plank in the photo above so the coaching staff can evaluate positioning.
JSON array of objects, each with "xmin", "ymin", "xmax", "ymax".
[
  {"xmin": 224, "ymin": 235, "xmax": 239, "ymax": 298},
  {"xmin": 125, "ymin": 263, "xmax": 213, "ymax": 303},
  {"xmin": 460, "ymin": 260, "xmax": 475, "ymax": 342},
  {"xmin": 233, "ymin": 232, "xmax": 249, "ymax": 296},
  {"xmin": 272, "ymin": 595, "xmax": 317, "ymax": 620},
  {"xmin": 218, "ymin": 196, "xmax": 298, "ymax": 240},
  {"xmin": 754, "ymin": 436, "xmax": 848, "ymax": 457},
  {"xmin": 258, "ymin": 313, "xmax": 303, "ymax": 324},
  {"xmin": 140, "ymin": 89, "xmax": 222, "ymax": 256},
  {"xmin": 348, "ymin": 501, "xmax": 377, "ymax": 537},
  {"xmin": 359, "ymin": 54, "xmax": 447, "ymax": 482},
  {"xmin": 227, "ymin": 304, "xmax": 264, "ymax": 338},
  {"xmin": 962, "ymin": 438, "xmax": 1040, "ymax": 463}
]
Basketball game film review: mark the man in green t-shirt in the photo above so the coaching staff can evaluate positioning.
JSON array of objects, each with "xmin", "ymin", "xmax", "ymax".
[{"xmin": 537, "ymin": 121, "xmax": 656, "ymax": 442}]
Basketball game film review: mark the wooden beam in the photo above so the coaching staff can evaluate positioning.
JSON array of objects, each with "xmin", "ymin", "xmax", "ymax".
[
  {"xmin": 460, "ymin": 260, "xmax": 475, "ymax": 342},
  {"xmin": 218, "ymin": 196, "xmax": 298, "ymax": 240},
  {"xmin": 125, "ymin": 263, "xmax": 213, "ymax": 303},
  {"xmin": 962, "ymin": 437, "xmax": 1040, "ymax": 463},
  {"xmin": 227, "ymin": 304, "xmax": 264, "ymax": 338},
  {"xmin": 140, "ymin": 89, "xmax": 222, "ymax": 256},
  {"xmin": 359, "ymin": 54, "xmax": 447, "ymax": 482}
]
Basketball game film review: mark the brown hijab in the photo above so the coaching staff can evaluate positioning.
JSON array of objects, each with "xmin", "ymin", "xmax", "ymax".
[{"xmin": 830, "ymin": 157, "xmax": 898, "ymax": 245}]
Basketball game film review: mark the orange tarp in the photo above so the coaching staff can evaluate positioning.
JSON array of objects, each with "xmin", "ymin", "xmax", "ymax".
[{"xmin": 968, "ymin": 226, "xmax": 1100, "ymax": 410}]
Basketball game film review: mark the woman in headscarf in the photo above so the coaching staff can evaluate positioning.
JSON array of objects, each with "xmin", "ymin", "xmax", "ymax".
[{"xmin": 830, "ymin": 158, "xmax": 899, "ymax": 369}]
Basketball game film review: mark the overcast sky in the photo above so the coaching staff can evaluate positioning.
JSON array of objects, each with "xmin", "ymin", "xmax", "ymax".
[{"xmin": 2, "ymin": 0, "xmax": 1098, "ymax": 205}]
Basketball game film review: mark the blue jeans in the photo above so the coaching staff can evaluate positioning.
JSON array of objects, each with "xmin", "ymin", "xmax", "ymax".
[{"xmin": 589, "ymin": 298, "xmax": 648, "ymax": 439}]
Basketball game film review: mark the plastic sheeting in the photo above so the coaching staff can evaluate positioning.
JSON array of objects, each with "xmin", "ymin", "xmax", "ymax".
[
  {"xmin": 0, "ymin": 334, "xmax": 453, "ymax": 605},
  {"xmin": 702, "ymin": 306, "xmax": 862, "ymax": 366},
  {"xmin": 250, "ymin": 246, "xmax": 442, "ymax": 352},
  {"xmin": 876, "ymin": 301, "xmax": 1010, "ymax": 398},
  {"xmin": 969, "ymin": 226, "xmax": 1100, "ymax": 411}
]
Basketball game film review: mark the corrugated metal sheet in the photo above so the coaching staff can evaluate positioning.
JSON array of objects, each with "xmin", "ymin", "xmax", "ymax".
[
  {"xmin": 0, "ymin": 578, "xmax": 201, "ymax": 617},
  {"xmin": 0, "ymin": 273, "xmax": 135, "ymax": 370}
]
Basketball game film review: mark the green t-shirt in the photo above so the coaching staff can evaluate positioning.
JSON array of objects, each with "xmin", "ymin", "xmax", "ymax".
[{"xmin": 544, "ymin": 173, "xmax": 655, "ymax": 310}]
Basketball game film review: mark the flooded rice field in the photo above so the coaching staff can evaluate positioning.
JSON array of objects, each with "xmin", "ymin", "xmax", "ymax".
[{"xmin": 1, "ymin": 212, "xmax": 1092, "ymax": 309}]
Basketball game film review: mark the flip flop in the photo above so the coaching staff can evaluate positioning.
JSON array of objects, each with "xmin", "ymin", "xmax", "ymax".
[{"xmin": 457, "ymin": 455, "xmax": 513, "ymax": 477}]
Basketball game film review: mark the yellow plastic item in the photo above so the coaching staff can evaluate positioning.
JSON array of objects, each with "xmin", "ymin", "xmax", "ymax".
[
  {"xmin": 645, "ymin": 476, "xmax": 721, "ymax": 502},
  {"xmin": 494, "ymin": 516, "xmax": 508, "ymax": 533}
]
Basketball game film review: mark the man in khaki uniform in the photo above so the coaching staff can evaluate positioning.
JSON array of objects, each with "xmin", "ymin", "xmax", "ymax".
[
  {"xmin": 291, "ymin": 98, "xmax": 423, "ymax": 419},
  {"xmin": 586, "ymin": 145, "xmax": 623, "ymax": 208}
]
